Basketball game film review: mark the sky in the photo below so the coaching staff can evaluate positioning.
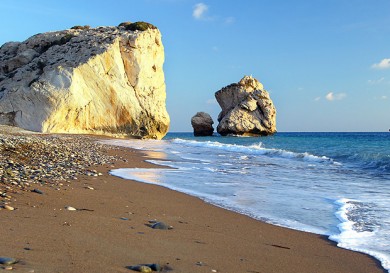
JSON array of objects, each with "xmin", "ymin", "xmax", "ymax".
[{"xmin": 0, "ymin": 0, "xmax": 389, "ymax": 132}]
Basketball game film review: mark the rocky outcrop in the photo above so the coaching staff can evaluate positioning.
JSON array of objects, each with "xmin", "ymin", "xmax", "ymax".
[
  {"xmin": 191, "ymin": 112, "xmax": 214, "ymax": 136},
  {"xmin": 215, "ymin": 76, "xmax": 276, "ymax": 136},
  {"xmin": 0, "ymin": 22, "xmax": 170, "ymax": 139}
]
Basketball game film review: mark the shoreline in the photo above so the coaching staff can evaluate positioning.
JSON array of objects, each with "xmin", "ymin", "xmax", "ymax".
[{"xmin": 0, "ymin": 131, "xmax": 386, "ymax": 272}]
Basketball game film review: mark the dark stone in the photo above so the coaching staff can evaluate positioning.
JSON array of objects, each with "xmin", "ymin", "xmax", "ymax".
[
  {"xmin": 127, "ymin": 265, "xmax": 152, "ymax": 272},
  {"xmin": 32, "ymin": 188, "xmax": 44, "ymax": 194},
  {"xmin": 0, "ymin": 257, "xmax": 17, "ymax": 265},
  {"xmin": 191, "ymin": 112, "xmax": 214, "ymax": 137},
  {"xmin": 145, "ymin": 264, "xmax": 161, "ymax": 271},
  {"xmin": 150, "ymin": 222, "xmax": 171, "ymax": 230}
]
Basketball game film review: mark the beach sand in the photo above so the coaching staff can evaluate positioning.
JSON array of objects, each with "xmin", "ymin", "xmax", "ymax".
[{"xmin": 0, "ymin": 135, "xmax": 386, "ymax": 273}]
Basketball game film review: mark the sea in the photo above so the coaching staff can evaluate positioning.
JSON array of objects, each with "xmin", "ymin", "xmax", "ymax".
[{"xmin": 102, "ymin": 132, "xmax": 390, "ymax": 272}]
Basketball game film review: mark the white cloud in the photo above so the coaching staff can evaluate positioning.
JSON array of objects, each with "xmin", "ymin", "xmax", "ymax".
[
  {"xmin": 314, "ymin": 97, "xmax": 321, "ymax": 101},
  {"xmin": 367, "ymin": 77, "xmax": 385, "ymax": 85},
  {"xmin": 225, "ymin": 16, "xmax": 235, "ymax": 24},
  {"xmin": 374, "ymin": 95, "xmax": 388, "ymax": 100},
  {"xmin": 193, "ymin": 3, "xmax": 208, "ymax": 20},
  {"xmin": 325, "ymin": 92, "xmax": 346, "ymax": 101},
  {"xmin": 371, "ymin": 58, "xmax": 390, "ymax": 69}
]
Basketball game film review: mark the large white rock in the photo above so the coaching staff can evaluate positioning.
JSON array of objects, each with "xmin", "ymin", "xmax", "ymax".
[
  {"xmin": 0, "ymin": 22, "xmax": 170, "ymax": 139},
  {"xmin": 215, "ymin": 76, "xmax": 276, "ymax": 136}
]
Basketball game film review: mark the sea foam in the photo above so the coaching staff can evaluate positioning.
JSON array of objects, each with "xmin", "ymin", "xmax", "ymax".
[
  {"xmin": 330, "ymin": 198, "xmax": 390, "ymax": 272},
  {"xmin": 172, "ymin": 138, "xmax": 334, "ymax": 163}
]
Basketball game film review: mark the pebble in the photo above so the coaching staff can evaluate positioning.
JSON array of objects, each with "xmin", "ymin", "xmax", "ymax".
[
  {"xmin": 65, "ymin": 206, "xmax": 77, "ymax": 211},
  {"xmin": 150, "ymin": 222, "xmax": 172, "ymax": 230},
  {"xmin": 0, "ymin": 257, "xmax": 17, "ymax": 265},
  {"xmin": 3, "ymin": 205, "xmax": 15, "ymax": 211},
  {"xmin": 146, "ymin": 264, "xmax": 161, "ymax": 271},
  {"xmin": 0, "ymin": 131, "xmax": 120, "ymax": 205},
  {"xmin": 128, "ymin": 265, "xmax": 152, "ymax": 272},
  {"xmin": 32, "ymin": 188, "xmax": 44, "ymax": 194},
  {"xmin": 85, "ymin": 186, "xmax": 95, "ymax": 190}
]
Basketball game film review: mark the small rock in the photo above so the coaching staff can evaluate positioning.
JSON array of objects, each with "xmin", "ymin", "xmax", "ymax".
[
  {"xmin": 145, "ymin": 264, "xmax": 161, "ymax": 271},
  {"xmin": 3, "ymin": 205, "xmax": 15, "ymax": 211},
  {"xmin": 128, "ymin": 265, "xmax": 152, "ymax": 272},
  {"xmin": 4, "ymin": 265, "xmax": 13, "ymax": 270},
  {"xmin": 32, "ymin": 188, "xmax": 44, "ymax": 194},
  {"xmin": 0, "ymin": 257, "xmax": 17, "ymax": 265},
  {"xmin": 65, "ymin": 206, "xmax": 77, "ymax": 211},
  {"xmin": 150, "ymin": 222, "xmax": 172, "ymax": 230},
  {"xmin": 85, "ymin": 186, "xmax": 94, "ymax": 190}
]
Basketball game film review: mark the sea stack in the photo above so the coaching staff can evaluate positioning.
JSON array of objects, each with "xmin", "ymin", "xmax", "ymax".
[
  {"xmin": 191, "ymin": 112, "xmax": 214, "ymax": 136},
  {"xmin": 215, "ymin": 76, "xmax": 276, "ymax": 136},
  {"xmin": 0, "ymin": 22, "xmax": 170, "ymax": 139}
]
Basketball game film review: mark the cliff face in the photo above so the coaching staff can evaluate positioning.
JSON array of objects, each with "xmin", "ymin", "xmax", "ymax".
[
  {"xmin": 0, "ymin": 23, "xmax": 170, "ymax": 139},
  {"xmin": 215, "ymin": 76, "xmax": 276, "ymax": 136}
]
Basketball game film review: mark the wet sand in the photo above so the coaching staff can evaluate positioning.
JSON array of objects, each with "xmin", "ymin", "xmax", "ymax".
[{"xmin": 1, "ymin": 137, "xmax": 386, "ymax": 273}]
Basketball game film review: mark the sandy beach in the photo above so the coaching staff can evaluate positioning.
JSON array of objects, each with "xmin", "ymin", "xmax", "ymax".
[{"xmin": 0, "ymin": 132, "xmax": 386, "ymax": 273}]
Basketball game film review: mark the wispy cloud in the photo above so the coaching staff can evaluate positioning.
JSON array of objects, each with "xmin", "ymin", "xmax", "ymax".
[
  {"xmin": 225, "ymin": 16, "xmax": 235, "ymax": 24},
  {"xmin": 192, "ymin": 3, "xmax": 234, "ymax": 24},
  {"xmin": 374, "ymin": 95, "xmax": 388, "ymax": 100},
  {"xmin": 325, "ymin": 92, "xmax": 347, "ymax": 101},
  {"xmin": 371, "ymin": 58, "xmax": 390, "ymax": 70},
  {"xmin": 193, "ymin": 3, "xmax": 209, "ymax": 20},
  {"xmin": 367, "ymin": 77, "xmax": 385, "ymax": 85}
]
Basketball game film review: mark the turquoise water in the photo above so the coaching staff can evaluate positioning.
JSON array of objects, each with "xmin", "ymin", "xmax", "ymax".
[{"xmin": 104, "ymin": 132, "xmax": 390, "ymax": 272}]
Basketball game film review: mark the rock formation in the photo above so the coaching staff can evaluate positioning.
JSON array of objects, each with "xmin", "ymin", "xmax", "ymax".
[
  {"xmin": 215, "ymin": 76, "xmax": 276, "ymax": 136},
  {"xmin": 191, "ymin": 112, "xmax": 214, "ymax": 136},
  {"xmin": 0, "ymin": 22, "xmax": 170, "ymax": 139}
]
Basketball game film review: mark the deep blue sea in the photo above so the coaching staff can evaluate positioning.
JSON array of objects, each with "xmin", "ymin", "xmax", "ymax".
[{"xmin": 103, "ymin": 132, "xmax": 390, "ymax": 272}]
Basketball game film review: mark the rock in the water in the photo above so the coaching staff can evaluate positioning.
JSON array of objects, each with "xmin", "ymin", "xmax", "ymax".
[
  {"xmin": 191, "ymin": 112, "xmax": 214, "ymax": 136},
  {"xmin": 215, "ymin": 75, "xmax": 276, "ymax": 136},
  {"xmin": 0, "ymin": 257, "xmax": 17, "ymax": 265},
  {"xmin": 0, "ymin": 22, "xmax": 170, "ymax": 139}
]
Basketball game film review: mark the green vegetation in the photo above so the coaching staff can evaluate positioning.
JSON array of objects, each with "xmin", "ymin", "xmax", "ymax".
[
  {"xmin": 70, "ymin": 25, "xmax": 91, "ymax": 30},
  {"xmin": 118, "ymin": 22, "xmax": 132, "ymax": 28},
  {"xmin": 119, "ymin": 21, "xmax": 157, "ymax": 31},
  {"xmin": 59, "ymin": 33, "xmax": 75, "ymax": 44}
]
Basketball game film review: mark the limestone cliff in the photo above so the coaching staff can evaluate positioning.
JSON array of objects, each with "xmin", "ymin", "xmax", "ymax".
[
  {"xmin": 0, "ymin": 22, "xmax": 170, "ymax": 139},
  {"xmin": 215, "ymin": 76, "xmax": 276, "ymax": 136}
]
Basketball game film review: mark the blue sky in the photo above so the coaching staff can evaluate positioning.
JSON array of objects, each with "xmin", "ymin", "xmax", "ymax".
[{"xmin": 1, "ymin": 0, "xmax": 389, "ymax": 132}]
